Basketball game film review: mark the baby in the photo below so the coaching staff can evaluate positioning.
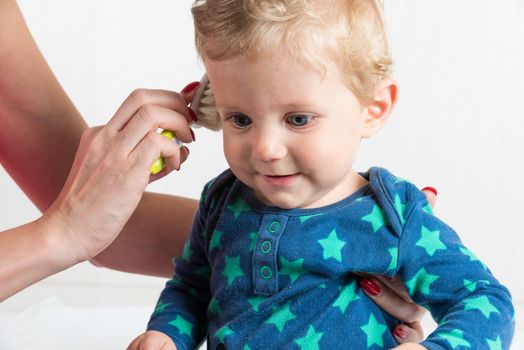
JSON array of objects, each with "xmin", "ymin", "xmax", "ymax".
[{"xmin": 129, "ymin": 0, "xmax": 514, "ymax": 349}]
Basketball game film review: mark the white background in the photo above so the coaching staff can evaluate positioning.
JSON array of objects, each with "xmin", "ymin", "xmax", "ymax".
[{"xmin": 1, "ymin": 0, "xmax": 522, "ymax": 341}]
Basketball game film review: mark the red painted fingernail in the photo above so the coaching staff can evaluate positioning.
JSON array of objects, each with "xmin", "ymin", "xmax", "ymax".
[
  {"xmin": 183, "ymin": 146, "xmax": 190, "ymax": 155},
  {"xmin": 421, "ymin": 186, "xmax": 438, "ymax": 196},
  {"xmin": 181, "ymin": 81, "xmax": 201, "ymax": 94},
  {"xmin": 394, "ymin": 327, "xmax": 408, "ymax": 339},
  {"xmin": 190, "ymin": 129, "xmax": 196, "ymax": 141},
  {"xmin": 188, "ymin": 107, "xmax": 198, "ymax": 122},
  {"xmin": 360, "ymin": 279, "xmax": 381, "ymax": 296}
]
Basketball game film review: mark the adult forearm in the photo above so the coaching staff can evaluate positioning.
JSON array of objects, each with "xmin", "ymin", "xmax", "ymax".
[
  {"xmin": 0, "ymin": 0, "xmax": 200, "ymax": 279},
  {"xmin": 91, "ymin": 192, "xmax": 198, "ymax": 277},
  {"xmin": 0, "ymin": 216, "xmax": 82, "ymax": 302},
  {"xmin": 0, "ymin": 0, "xmax": 87, "ymax": 212}
]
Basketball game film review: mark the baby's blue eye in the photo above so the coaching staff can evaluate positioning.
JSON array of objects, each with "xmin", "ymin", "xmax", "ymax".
[
  {"xmin": 231, "ymin": 114, "xmax": 252, "ymax": 128},
  {"xmin": 286, "ymin": 114, "xmax": 312, "ymax": 127}
]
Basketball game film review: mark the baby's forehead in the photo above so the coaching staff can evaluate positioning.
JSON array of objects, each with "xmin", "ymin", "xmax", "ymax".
[
  {"xmin": 206, "ymin": 56, "xmax": 354, "ymax": 108},
  {"xmin": 203, "ymin": 41, "xmax": 337, "ymax": 78}
]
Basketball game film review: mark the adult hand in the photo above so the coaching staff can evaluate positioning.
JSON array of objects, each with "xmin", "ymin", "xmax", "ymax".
[
  {"xmin": 40, "ymin": 85, "xmax": 198, "ymax": 264},
  {"xmin": 359, "ymin": 186, "xmax": 437, "ymax": 344}
]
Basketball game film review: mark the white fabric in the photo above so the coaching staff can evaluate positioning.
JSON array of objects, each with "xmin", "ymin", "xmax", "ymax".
[
  {"xmin": 0, "ymin": 297, "xmax": 522, "ymax": 349},
  {"xmin": 0, "ymin": 297, "xmax": 151, "ymax": 350}
]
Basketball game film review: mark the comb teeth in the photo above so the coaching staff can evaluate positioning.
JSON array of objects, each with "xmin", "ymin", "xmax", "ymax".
[
  {"xmin": 190, "ymin": 74, "xmax": 223, "ymax": 131},
  {"xmin": 190, "ymin": 74, "xmax": 210, "ymax": 112}
]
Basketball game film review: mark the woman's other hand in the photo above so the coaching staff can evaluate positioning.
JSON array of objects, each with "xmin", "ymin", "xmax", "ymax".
[{"xmin": 359, "ymin": 186, "xmax": 438, "ymax": 344}]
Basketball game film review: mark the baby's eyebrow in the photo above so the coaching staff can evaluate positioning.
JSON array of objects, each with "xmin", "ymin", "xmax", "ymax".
[
  {"xmin": 215, "ymin": 104, "xmax": 242, "ymax": 113},
  {"xmin": 216, "ymin": 99, "xmax": 324, "ymax": 115}
]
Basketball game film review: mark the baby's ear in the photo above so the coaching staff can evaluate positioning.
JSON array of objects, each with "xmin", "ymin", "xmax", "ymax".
[{"xmin": 361, "ymin": 78, "xmax": 398, "ymax": 138}]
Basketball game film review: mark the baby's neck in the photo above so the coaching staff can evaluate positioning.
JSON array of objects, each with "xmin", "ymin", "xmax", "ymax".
[{"xmin": 304, "ymin": 170, "xmax": 368, "ymax": 209}]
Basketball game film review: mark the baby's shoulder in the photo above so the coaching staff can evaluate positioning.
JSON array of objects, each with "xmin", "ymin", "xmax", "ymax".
[
  {"xmin": 365, "ymin": 167, "xmax": 431, "ymax": 235},
  {"xmin": 199, "ymin": 169, "xmax": 238, "ymax": 210}
]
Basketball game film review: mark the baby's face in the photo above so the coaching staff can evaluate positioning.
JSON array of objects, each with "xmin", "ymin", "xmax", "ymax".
[{"xmin": 205, "ymin": 54, "xmax": 369, "ymax": 209}]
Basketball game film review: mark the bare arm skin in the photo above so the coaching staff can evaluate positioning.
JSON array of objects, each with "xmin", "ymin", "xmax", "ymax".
[
  {"xmin": 0, "ymin": 0, "xmax": 87, "ymax": 210},
  {"xmin": 91, "ymin": 192, "xmax": 197, "ymax": 277},
  {"xmin": 0, "ymin": 0, "xmax": 197, "ymax": 280},
  {"xmin": 1, "ymin": 82, "xmax": 197, "ymax": 302}
]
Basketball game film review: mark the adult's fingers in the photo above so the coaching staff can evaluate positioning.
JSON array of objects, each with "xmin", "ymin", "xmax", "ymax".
[
  {"xmin": 421, "ymin": 186, "xmax": 437, "ymax": 208},
  {"xmin": 129, "ymin": 130, "xmax": 184, "ymax": 175},
  {"xmin": 180, "ymin": 80, "xmax": 202, "ymax": 105},
  {"xmin": 108, "ymin": 89, "xmax": 196, "ymax": 132},
  {"xmin": 360, "ymin": 278, "xmax": 426, "ymax": 323},
  {"xmin": 116, "ymin": 104, "xmax": 194, "ymax": 153},
  {"xmin": 149, "ymin": 146, "xmax": 190, "ymax": 183},
  {"xmin": 393, "ymin": 321, "xmax": 424, "ymax": 344}
]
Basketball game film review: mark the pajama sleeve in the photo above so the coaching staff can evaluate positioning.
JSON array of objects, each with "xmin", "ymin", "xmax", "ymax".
[
  {"xmin": 396, "ymin": 199, "xmax": 515, "ymax": 350},
  {"xmin": 146, "ymin": 184, "xmax": 213, "ymax": 350}
]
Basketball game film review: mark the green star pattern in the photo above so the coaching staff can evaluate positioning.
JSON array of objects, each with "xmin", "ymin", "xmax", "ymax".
[
  {"xmin": 280, "ymin": 256, "xmax": 306, "ymax": 283},
  {"xmin": 210, "ymin": 195, "xmax": 218, "ymax": 209},
  {"xmin": 181, "ymin": 240, "xmax": 193, "ymax": 262},
  {"xmin": 438, "ymin": 314, "xmax": 449, "ymax": 326},
  {"xmin": 294, "ymin": 326, "xmax": 324, "ymax": 350},
  {"xmin": 299, "ymin": 213, "xmax": 322, "ymax": 223},
  {"xmin": 167, "ymin": 315, "xmax": 194, "ymax": 338},
  {"xmin": 318, "ymin": 229, "xmax": 346, "ymax": 262},
  {"xmin": 249, "ymin": 232, "xmax": 258, "ymax": 252},
  {"xmin": 166, "ymin": 277, "xmax": 182, "ymax": 287},
  {"xmin": 360, "ymin": 313, "xmax": 387, "ymax": 348},
  {"xmin": 393, "ymin": 194, "xmax": 407, "ymax": 224},
  {"xmin": 486, "ymin": 336, "xmax": 503, "ymax": 350},
  {"xmin": 437, "ymin": 329, "xmax": 471, "ymax": 348},
  {"xmin": 387, "ymin": 247, "xmax": 398, "ymax": 271},
  {"xmin": 416, "ymin": 225, "xmax": 446, "ymax": 256},
  {"xmin": 227, "ymin": 197, "xmax": 250, "ymax": 219},
  {"xmin": 188, "ymin": 288, "xmax": 206, "ymax": 302},
  {"xmin": 463, "ymin": 279, "xmax": 490, "ymax": 292},
  {"xmin": 222, "ymin": 255, "xmax": 245, "ymax": 286},
  {"xmin": 209, "ymin": 230, "xmax": 223, "ymax": 251},
  {"xmin": 153, "ymin": 301, "xmax": 172, "ymax": 315},
  {"xmin": 215, "ymin": 324, "xmax": 235, "ymax": 343},
  {"xmin": 195, "ymin": 266, "xmax": 211, "ymax": 279},
  {"xmin": 423, "ymin": 202, "xmax": 434, "ymax": 215},
  {"xmin": 333, "ymin": 280, "xmax": 360, "ymax": 313},
  {"xmin": 265, "ymin": 302, "xmax": 296, "ymax": 332},
  {"xmin": 463, "ymin": 295, "xmax": 500, "ymax": 319},
  {"xmin": 248, "ymin": 296, "xmax": 266, "ymax": 312},
  {"xmin": 460, "ymin": 247, "xmax": 487, "ymax": 270},
  {"xmin": 405, "ymin": 267, "xmax": 439, "ymax": 295},
  {"xmin": 361, "ymin": 205, "xmax": 388, "ymax": 233},
  {"xmin": 208, "ymin": 297, "xmax": 220, "ymax": 314}
]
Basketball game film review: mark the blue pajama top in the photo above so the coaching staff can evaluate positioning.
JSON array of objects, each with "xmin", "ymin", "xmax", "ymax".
[{"xmin": 147, "ymin": 167, "xmax": 514, "ymax": 350}]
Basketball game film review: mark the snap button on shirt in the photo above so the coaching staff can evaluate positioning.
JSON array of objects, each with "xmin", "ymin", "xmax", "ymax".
[
  {"xmin": 260, "ymin": 240, "xmax": 272, "ymax": 254},
  {"xmin": 268, "ymin": 220, "xmax": 280, "ymax": 233},
  {"xmin": 253, "ymin": 214, "xmax": 289, "ymax": 295},
  {"xmin": 260, "ymin": 265, "xmax": 273, "ymax": 279}
]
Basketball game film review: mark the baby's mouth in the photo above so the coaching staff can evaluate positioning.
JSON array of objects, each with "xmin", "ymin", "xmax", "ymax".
[{"xmin": 263, "ymin": 173, "xmax": 300, "ymax": 186}]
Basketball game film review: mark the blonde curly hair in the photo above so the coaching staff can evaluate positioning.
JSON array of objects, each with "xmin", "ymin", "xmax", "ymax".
[{"xmin": 191, "ymin": 0, "xmax": 392, "ymax": 130}]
